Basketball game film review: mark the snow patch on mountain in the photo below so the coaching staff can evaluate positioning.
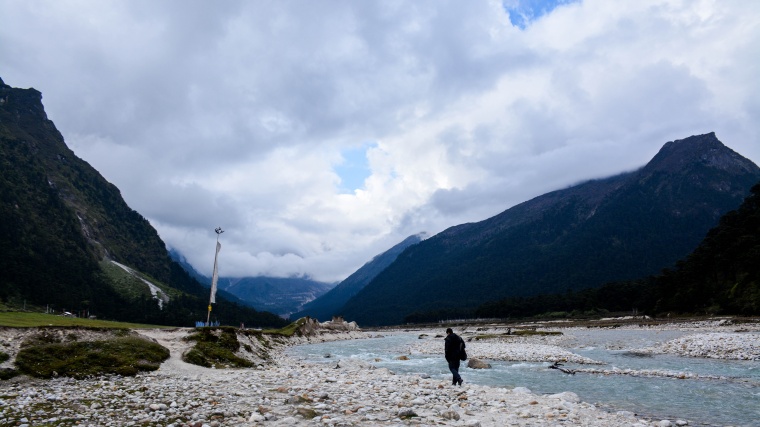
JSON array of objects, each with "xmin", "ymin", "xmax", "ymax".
[{"xmin": 110, "ymin": 260, "xmax": 169, "ymax": 309}]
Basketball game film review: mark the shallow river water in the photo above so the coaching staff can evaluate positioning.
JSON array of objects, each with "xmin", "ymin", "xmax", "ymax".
[{"xmin": 286, "ymin": 330, "xmax": 760, "ymax": 427}]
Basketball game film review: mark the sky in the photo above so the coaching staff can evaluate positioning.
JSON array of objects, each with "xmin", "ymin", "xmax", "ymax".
[{"xmin": 1, "ymin": 0, "xmax": 759, "ymax": 283}]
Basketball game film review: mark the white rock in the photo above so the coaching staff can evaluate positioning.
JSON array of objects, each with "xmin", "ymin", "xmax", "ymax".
[{"xmin": 548, "ymin": 391, "xmax": 580, "ymax": 403}]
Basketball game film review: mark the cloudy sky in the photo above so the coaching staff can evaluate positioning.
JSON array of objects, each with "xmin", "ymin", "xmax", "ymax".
[{"xmin": 1, "ymin": 0, "xmax": 759, "ymax": 283}]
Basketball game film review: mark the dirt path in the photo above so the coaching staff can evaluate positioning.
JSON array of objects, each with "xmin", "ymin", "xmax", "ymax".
[{"xmin": 133, "ymin": 328, "xmax": 213, "ymax": 376}]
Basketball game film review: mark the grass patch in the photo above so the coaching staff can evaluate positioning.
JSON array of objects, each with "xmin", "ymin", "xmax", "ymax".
[
  {"xmin": 182, "ymin": 327, "xmax": 253, "ymax": 368},
  {"xmin": 14, "ymin": 336, "xmax": 169, "ymax": 379},
  {"xmin": 99, "ymin": 260, "xmax": 181, "ymax": 301},
  {"xmin": 263, "ymin": 318, "xmax": 307, "ymax": 337},
  {"xmin": 0, "ymin": 351, "xmax": 8, "ymax": 363},
  {"xmin": 0, "ymin": 312, "xmax": 162, "ymax": 328}
]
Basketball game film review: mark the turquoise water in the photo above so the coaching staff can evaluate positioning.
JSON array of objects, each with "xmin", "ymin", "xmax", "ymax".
[{"xmin": 286, "ymin": 331, "xmax": 760, "ymax": 427}]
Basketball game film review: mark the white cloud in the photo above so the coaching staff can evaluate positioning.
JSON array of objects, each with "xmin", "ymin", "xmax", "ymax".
[{"xmin": 1, "ymin": 0, "xmax": 758, "ymax": 282}]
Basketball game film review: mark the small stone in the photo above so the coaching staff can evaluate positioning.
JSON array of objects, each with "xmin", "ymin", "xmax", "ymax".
[
  {"xmin": 441, "ymin": 410, "xmax": 460, "ymax": 420},
  {"xmin": 398, "ymin": 408, "xmax": 417, "ymax": 419},
  {"xmin": 295, "ymin": 407, "xmax": 318, "ymax": 419}
]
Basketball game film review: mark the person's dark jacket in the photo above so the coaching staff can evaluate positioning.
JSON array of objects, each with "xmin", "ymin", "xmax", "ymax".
[{"xmin": 444, "ymin": 332, "xmax": 464, "ymax": 362}]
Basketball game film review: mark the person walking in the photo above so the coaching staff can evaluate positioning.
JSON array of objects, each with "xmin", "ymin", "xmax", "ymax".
[{"xmin": 444, "ymin": 327, "xmax": 464, "ymax": 386}]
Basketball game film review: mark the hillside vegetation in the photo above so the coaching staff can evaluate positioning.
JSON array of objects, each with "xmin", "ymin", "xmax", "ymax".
[
  {"xmin": 340, "ymin": 134, "xmax": 760, "ymax": 325},
  {"xmin": 0, "ymin": 78, "xmax": 288, "ymax": 328},
  {"xmin": 474, "ymin": 182, "xmax": 760, "ymax": 320}
]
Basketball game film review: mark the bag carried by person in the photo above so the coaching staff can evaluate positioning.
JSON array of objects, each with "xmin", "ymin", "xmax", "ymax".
[{"xmin": 459, "ymin": 338, "xmax": 467, "ymax": 361}]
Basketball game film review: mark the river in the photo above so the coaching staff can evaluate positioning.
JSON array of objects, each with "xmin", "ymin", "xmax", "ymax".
[{"xmin": 286, "ymin": 329, "xmax": 760, "ymax": 427}]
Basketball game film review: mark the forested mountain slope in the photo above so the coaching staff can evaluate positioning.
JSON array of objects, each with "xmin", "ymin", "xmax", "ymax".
[
  {"xmin": 475, "ymin": 181, "xmax": 760, "ymax": 319},
  {"xmin": 340, "ymin": 133, "xmax": 760, "ymax": 325},
  {"xmin": 655, "ymin": 181, "xmax": 760, "ymax": 314},
  {"xmin": 0, "ymin": 77, "xmax": 286, "ymax": 327},
  {"xmin": 291, "ymin": 233, "xmax": 425, "ymax": 321}
]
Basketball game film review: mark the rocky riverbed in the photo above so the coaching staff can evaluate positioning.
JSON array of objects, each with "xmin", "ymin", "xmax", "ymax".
[
  {"xmin": 1, "ymin": 318, "xmax": 758, "ymax": 426},
  {"xmin": 0, "ymin": 350, "xmax": 669, "ymax": 427}
]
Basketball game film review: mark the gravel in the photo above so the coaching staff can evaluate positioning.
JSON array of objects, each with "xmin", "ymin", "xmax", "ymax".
[{"xmin": 2, "ymin": 319, "xmax": 757, "ymax": 426}]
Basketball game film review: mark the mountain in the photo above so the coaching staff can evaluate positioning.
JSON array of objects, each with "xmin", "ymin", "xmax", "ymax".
[
  {"xmin": 217, "ymin": 276, "xmax": 335, "ymax": 318},
  {"xmin": 167, "ymin": 248, "xmax": 270, "ymax": 311},
  {"xmin": 476, "ymin": 181, "xmax": 760, "ymax": 319},
  {"xmin": 291, "ymin": 233, "xmax": 426, "ymax": 321},
  {"xmin": 654, "ymin": 181, "xmax": 760, "ymax": 315},
  {"xmin": 169, "ymin": 248, "xmax": 211, "ymax": 286},
  {"xmin": 339, "ymin": 133, "xmax": 760, "ymax": 326},
  {"xmin": 0, "ymin": 77, "xmax": 287, "ymax": 327},
  {"xmin": 168, "ymin": 249, "xmax": 335, "ymax": 318}
]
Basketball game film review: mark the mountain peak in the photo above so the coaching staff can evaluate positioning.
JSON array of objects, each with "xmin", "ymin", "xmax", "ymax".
[
  {"xmin": 339, "ymin": 133, "xmax": 760, "ymax": 326},
  {"xmin": 0, "ymin": 78, "xmax": 47, "ymax": 122},
  {"xmin": 644, "ymin": 133, "xmax": 757, "ymax": 175}
]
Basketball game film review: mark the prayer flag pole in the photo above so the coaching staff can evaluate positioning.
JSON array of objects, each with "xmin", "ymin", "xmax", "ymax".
[{"xmin": 206, "ymin": 227, "xmax": 224, "ymax": 326}]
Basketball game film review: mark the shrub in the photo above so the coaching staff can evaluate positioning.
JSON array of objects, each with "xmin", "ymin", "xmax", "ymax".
[
  {"xmin": 182, "ymin": 327, "xmax": 252, "ymax": 368},
  {"xmin": 0, "ymin": 368, "xmax": 18, "ymax": 380},
  {"xmin": 15, "ymin": 336, "xmax": 169, "ymax": 379}
]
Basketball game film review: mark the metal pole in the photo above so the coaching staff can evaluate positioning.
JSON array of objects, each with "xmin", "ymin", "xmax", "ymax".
[{"xmin": 206, "ymin": 227, "xmax": 223, "ymax": 326}]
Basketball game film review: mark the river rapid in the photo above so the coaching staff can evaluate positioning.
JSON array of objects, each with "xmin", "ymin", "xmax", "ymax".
[{"xmin": 286, "ymin": 325, "xmax": 760, "ymax": 427}]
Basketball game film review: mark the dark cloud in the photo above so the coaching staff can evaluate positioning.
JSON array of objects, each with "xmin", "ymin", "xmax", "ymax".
[{"xmin": 1, "ymin": 0, "xmax": 758, "ymax": 281}]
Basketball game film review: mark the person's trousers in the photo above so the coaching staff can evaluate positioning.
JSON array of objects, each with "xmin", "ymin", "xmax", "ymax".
[{"xmin": 448, "ymin": 359, "xmax": 462, "ymax": 384}]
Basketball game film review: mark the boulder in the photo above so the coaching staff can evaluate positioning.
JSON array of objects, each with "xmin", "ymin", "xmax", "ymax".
[{"xmin": 467, "ymin": 358, "xmax": 492, "ymax": 369}]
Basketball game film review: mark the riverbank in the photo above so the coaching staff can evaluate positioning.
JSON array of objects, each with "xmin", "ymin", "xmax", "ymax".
[
  {"xmin": 406, "ymin": 318, "xmax": 760, "ymax": 362},
  {"xmin": 1, "ymin": 318, "xmax": 758, "ymax": 426},
  {"xmin": 0, "ymin": 341, "xmax": 670, "ymax": 427}
]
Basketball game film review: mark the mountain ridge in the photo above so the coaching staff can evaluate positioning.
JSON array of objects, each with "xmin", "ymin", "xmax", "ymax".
[
  {"xmin": 169, "ymin": 249, "xmax": 335, "ymax": 318},
  {"xmin": 1, "ymin": 77, "xmax": 287, "ymax": 327},
  {"xmin": 339, "ymin": 133, "xmax": 760, "ymax": 325},
  {"xmin": 290, "ymin": 233, "xmax": 426, "ymax": 321}
]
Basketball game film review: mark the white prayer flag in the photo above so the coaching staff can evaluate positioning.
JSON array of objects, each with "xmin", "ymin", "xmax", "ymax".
[{"xmin": 210, "ymin": 241, "xmax": 221, "ymax": 304}]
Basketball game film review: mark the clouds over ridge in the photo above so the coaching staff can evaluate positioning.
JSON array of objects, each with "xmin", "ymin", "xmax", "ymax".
[{"xmin": 1, "ymin": 0, "xmax": 758, "ymax": 281}]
